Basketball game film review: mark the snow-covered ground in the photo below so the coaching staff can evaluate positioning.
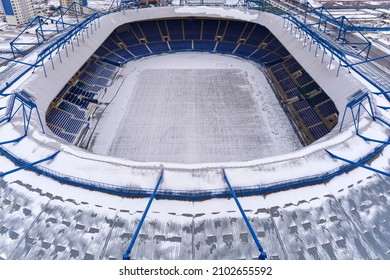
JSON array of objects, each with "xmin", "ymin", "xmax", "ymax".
[
  {"xmin": 0, "ymin": 142, "xmax": 389, "ymax": 260},
  {"xmin": 90, "ymin": 53, "xmax": 301, "ymax": 163},
  {"xmin": 0, "ymin": 6, "xmax": 389, "ymax": 260}
]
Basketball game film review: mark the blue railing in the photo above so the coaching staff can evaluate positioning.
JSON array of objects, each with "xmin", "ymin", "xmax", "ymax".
[
  {"xmin": 1, "ymin": 3, "xmax": 389, "ymax": 200},
  {"xmin": 0, "ymin": 141, "xmax": 387, "ymax": 200}
]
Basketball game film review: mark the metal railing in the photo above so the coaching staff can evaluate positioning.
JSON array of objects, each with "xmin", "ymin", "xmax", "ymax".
[{"xmin": 0, "ymin": 141, "xmax": 386, "ymax": 200}]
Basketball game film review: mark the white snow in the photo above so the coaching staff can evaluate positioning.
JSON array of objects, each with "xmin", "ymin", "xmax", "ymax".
[
  {"xmin": 174, "ymin": 6, "xmax": 259, "ymax": 21},
  {"xmin": 0, "ymin": 5, "xmax": 390, "ymax": 260},
  {"xmin": 90, "ymin": 53, "xmax": 301, "ymax": 164}
]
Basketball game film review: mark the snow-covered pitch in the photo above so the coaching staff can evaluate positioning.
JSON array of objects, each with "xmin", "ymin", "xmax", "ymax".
[{"xmin": 89, "ymin": 53, "xmax": 301, "ymax": 163}]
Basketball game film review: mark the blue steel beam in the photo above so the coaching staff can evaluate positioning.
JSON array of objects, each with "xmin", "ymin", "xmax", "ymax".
[
  {"xmin": 285, "ymin": 14, "xmax": 388, "ymax": 96},
  {"xmin": 0, "ymin": 151, "xmax": 60, "ymax": 177},
  {"xmin": 122, "ymin": 170, "xmax": 164, "ymax": 260},
  {"xmin": 325, "ymin": 149, "xmax": 390, "ymax": 177},
  {"xmin": 339, "ymin": 91, "xmax": 390, "ymax": 145},
  {"xmin": 223, "ymin": 169, "xmax": 267, "ymax": 260},
  {"xmin": 0, "ymin": 56, "xmax": 36, "ymax": 67},
  {"xmin": 10, "ymin": 3, "xmax": 102, "ymax": 58},
  {"xmin": 349, "ymin": 54, "xmax": 390, "ymax": 66},
  {"xmin": 281, "ymin": 2, "xmax": 387, "ymax": 62},
  {"xmin": 357, "ymin": 133, "xmax": 390, "ymax": 145},
  {"xmin": 0, "ymin": 91, "xmax": 46, "ymax": 144}
]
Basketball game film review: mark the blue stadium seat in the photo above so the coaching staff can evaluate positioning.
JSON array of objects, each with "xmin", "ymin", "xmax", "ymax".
[
  {"xmin": 216, "ymin": 20, "xmax": 228, "ymax": 37},
  {"xmin": 147, "ymin": 42, "xmax": 170, "ymax": 54},
  {"xmin": 127, "ymin": 44, "xmax": 151, "ymax": 57},
  {"xmin": 310, "ymin": 91, "xmax": 330, "ymax": 106},
  {"xmin": 279, "ymin": 77, "xmax": 298, "ymax": 92},
  {"xmin": 215, "ymin": 41, "xmax": 237, "ymax": 54},
  {"xmin": 129, "ymin": 22, "xmax": 145, "ymax": 40},
  {"xmin": 116, "ymin": 31, "xmax": 139, "ymax": 46},
  {"xmin": 265, "ymin": 38, "xmax": 282, "ymax": 52},
  {"xmin": 272, "ymin": 67, "xmax": 289, "ymax": 81},
  {"xmin": 275, "ymin": 46, "xmax": 290, "ymax": 58},
  {"xmin": 102, "ymin": 37, "xmax": 120, "ymax": 51},
  {"xmin": 257, "ymin": 53, "xmax": 281, "ymax": 65},
  {"xmin": 249, "ymin": 49, "xmax": 270, "ymax": 61},
  {"xmin": 234, "ymin": 44, "xmax": 257, "ymax": 57},
  {"xmin": 166, "ymin": 20, "xmax": 184, "ymax": 40},
  {"xmin": 283, "ymin": 88, "xmax": 301, "ymax": 100},
  {"xmin": 296, "ymin": 70, "xmax": 313, "ymax": 86},
  {"xmin": 308, "ymin": 123, "xmax": 329, "ymax": 140},
  {"xmin": 157, "ymin": 20, "xmax": 169, "ymax": 38},
  {"xmin": 292, "ymin": 100, "xmax": 310, "ymax": 112},
  {"xmin": 240, "ymin": 23, "xmax": 255, "ymax": 40},
  {"xmin": 245, "ymin": 25, "xmax": 270, "ymax": 46},
  {"xmin": 223, "ymin": 20, "xmax": 246, "ymax": 42},
  {"xmin": 318, "ymin": 100, "xmax": 338, "ymax": 117},
  {"xmin": 201, "ymin": 19, "xmax": 218, "ymax": 40},
  {"xmin": 115, "ymin": 49, "xmax": 134, "ymax": 61},
  {"xmin": 104, "ymin": 52, "xmax": 126, "ymax": 64},
  {"xmin": 138, "ymin": 21, "xmax": 163, "ymax": 42},
  {"xmin": 95, "ymin": 46, "xmax": 110, "ymax": 57},
  {"xmin": 298, "ymin": 108, "xmax": 322, "ymax": 127},
  {"xmin": 184, "ymin": 19, "xmax": 201, "ymax": 40},
  {"xmin": 169, "ymin": 40, "xmax": 193, "ymax": 51},
  {"xmin": 193, "ymin": 40, "xmax": 216, "ymax": 52}
]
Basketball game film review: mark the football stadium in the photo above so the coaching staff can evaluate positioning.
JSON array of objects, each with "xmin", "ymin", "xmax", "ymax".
[{"xmin": 0, "ymin": 2, "xmax": 389, "ymax": 260}]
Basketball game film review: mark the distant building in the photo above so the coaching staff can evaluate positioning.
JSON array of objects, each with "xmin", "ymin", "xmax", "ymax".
[
  {"xmin": 60, "ymin": 0, "xmax": 88, "ymax": 13},
  {"xmin": 0, "ymin": 0, "xmax": 36, "ymax": 25}
]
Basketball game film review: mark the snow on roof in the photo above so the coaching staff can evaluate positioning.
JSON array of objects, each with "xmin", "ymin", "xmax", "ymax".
[{"xmin": 174, "ymin": 6, "xmax": 259, "ymax": 21}]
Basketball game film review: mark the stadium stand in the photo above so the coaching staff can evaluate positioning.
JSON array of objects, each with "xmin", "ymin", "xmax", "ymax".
[
  {"xmin": 46, "ymin": 58, "xmax": 119, "ymax": 143},
  {"xmin": 47, "ymin": 18, "xmax": 338, "ymax": 145}
]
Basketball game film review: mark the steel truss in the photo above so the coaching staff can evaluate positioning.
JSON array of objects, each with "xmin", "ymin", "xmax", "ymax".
[
  {"xmin": 326, "ymin": 88, "xmax": 390, "ymax": 188},
  {"xmin": 10, "ymin": 2, "xmax": 103, "ymax": 58},
  {"xmin": 0, "ymin": 91, "xmax": 60, "ymax": 178},
  {"xmin": 274, "ymin": 1, "xmax": 390, "ymax": 100},
  {"xmin": 339, "ymin": 89, "xmax": 390, "ymax": 144},
  {"xmin": 0, "ymin": 91, "xmax": 45, "ymax": 145}
]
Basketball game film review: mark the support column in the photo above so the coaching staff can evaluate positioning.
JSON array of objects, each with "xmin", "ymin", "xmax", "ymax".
[
  {"xmin": 122, "ymin": 170, "xmax": 164, "ymax": 260},
  {"xmin": 223, "ymin": 169, "xmax": 267, "ymax": 260}
]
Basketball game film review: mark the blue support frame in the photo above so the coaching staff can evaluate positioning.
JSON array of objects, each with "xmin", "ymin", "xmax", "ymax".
[
  {"xmin": 10, "ymin": 3, "xmax": 103, "ymax": 58},
  {"xmin": 0, "ymin": 0, "xmax": 388, "ymax": 200},
  {"xmin": 325, "ymin": 149, "xmax": 390, "ymax": 177},
  {"xmin": 0, "ymin": 151, "xmax": 60, "ymax": 177},
  {"xmin": 339, "ymin": 89, "xmax": 390, "ymax": 145},
  {"xmin": 378, "ymin": 106, "xmax": 390, "ymax": 111},
  {"xmin": 122, "ymin": 170, "xmax": 164, "ymax": 260},
  {"xmin": 223, "ymin": 169, "xmax": 267, "ymax": 260},
  {"xmin": 0, "ymin": 91, "xmax": 45, "ymax": 145},
  {"xmin": 279, "ymin": 1, "xmax": 390, "ymax": 87}
]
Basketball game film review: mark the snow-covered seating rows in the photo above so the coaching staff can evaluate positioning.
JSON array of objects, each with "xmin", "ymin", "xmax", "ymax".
[
  {"xmin": 45, "ymin": 58, "xmax": 119, "ymax": 143},
  {"xmin": 95, "ymin": 18, "xmax": 289, "ymax": 66}
]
